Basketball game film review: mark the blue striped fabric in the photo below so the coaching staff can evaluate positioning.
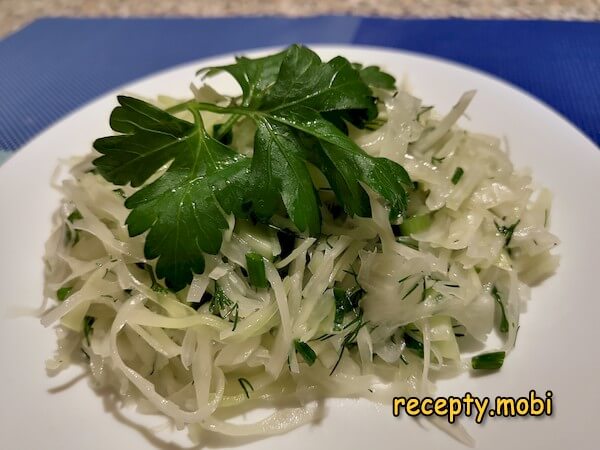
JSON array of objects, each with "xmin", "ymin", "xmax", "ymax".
[{"xmin": 0, "ymin": 17, "xmax": 598, "ymax": 153}]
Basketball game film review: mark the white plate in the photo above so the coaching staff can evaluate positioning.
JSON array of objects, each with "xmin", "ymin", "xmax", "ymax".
[{"xmin": 0, "ymin": 45, "xmax": 598, "ymax": 450}]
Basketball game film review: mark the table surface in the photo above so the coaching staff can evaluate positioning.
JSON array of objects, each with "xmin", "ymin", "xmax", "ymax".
[{"xmin": 2, "ymin": 0, "xmax": 599, "ymax": 38}]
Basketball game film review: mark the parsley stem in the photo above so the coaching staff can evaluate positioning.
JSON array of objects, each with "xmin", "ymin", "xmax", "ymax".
[
  {"xmin": 166, "ymin": 101, "xmax": 248, "ymax": 117},
  {"xmin": 193, "ymin": 102, "xmax": 250, "ymax": 116},
  {"xmin": 214, "ymin": 114, "xmax": 241, "ymax": 140},
  {"xmin": 165, "ymin": 100, "xmax": 197, "ymax": 114}
]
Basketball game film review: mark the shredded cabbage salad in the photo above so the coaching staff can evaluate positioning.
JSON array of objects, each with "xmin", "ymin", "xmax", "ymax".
[{"xmin": 42, "ymin": 48, "xmax": 559, "ymax": 444}]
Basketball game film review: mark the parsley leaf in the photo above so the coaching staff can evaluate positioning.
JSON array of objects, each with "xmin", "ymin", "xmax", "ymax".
[
  {"xmin": 352, "ymin": 63, "xmax": 397, "ymax": 90},
  {"xmin": 199, "ymin": 50, "xmax": 286, "ymax": 109},
  {"xmin": 201, "ymin": 45, "xmax": 411, "ymax": 224},
  {"xmin": 252, "ymin": 118, "xmax": 321, "ymax": 234},
  {"xmin": 93, "ymin": 97, "xmax": 250, "ymax": 290}
]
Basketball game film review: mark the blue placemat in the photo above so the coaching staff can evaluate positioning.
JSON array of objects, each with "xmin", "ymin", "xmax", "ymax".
[{"xmin": 0, "ymin": 17, "xmax": 598, "ymax": 155}]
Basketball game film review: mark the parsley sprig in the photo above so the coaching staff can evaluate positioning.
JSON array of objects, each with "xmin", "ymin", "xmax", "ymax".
[
  {"xmin": 93, "ymin": 45, "xmax": 411, "ymax": 290},
  {"xmin": 94, "ymin": 100, "xmax": 250, "ymax": 290}
]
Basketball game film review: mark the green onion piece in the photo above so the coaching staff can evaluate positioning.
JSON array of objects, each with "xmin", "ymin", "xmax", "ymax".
[
  {"xmin": 67, "ymin": 209, "xmax": 83, "ymax": 223},
  {"xmin": 245, "ymin": 252, "xmax": 269, "ymax": 289},
  {"xmin": 238, "ymin": 377, "xmax": 254, "ymax": 399},
  {"xmin": 451, "ymin": 167, "xmax": 464, "ymax": 185},
  {"xmin": 294, "ymin": 340, "xmax": 317, "ymax": 366},
  {"xmin": 471, "ymin": 351, "xmax": 505, "ymax": 370},
  {"xmin": 56, "ymin": 286, "xmax": 73, "ymax": 301},
  {"xmin": 399, "ymin": 214, "xmax": 432, "ymax": 235},
  {"xmin": 404, "ymin": 333, "xmax": 424, "ymax": 358}
]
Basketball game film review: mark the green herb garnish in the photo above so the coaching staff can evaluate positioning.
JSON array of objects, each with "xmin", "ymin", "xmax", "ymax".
[
  {"xmin": 229, "ymin": 304, "xmax": 240, "ymax": 331},
  {"xmin": 93, "ymin": 45, "xmax": 411, "ymax": 291},
  {"xmin": 471, "ymin": 351, "xmax": 505, "ymax": 370},
  {"xmin": 491, "ymin": 285, "xmax": 509, "ymax": 333},
  {"xmin": 56, "ymin": 286, "xmax": 73, "ymax": 301},
  {"xmin": 67, "ymin": 209, "xmax": 83, "ymax": 223},
  {"xmin": 140, "ymin": 263, "xmax": 169, "ymax": 293},
  {"xmin": 333, "ymin": 286, "xmax": 364, "ymax": 331},
  {"xmin": 495, "ymin": 219, "xmax": 521, "ymax": 247},
  {"xmin": 238, "ymin": 377, "xmax": 254, "ymax": 399},
  {"xmin": 83, "ymin": 315, "xmax": 95, "ymax": 346},
  {"xmin": 208, "ymin": 285, "xmax": 240, "ymax": 330},
  {"xmin": 330, "ymin": 314, "xmax": 368, "ymax": 375},
  {"xmin": 209, "ymin": 285, "xmax": 232, "ymax": 315},
  {"xmin": 404, "ymin": 333, "xmax": 425, "ymax": 358}
]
